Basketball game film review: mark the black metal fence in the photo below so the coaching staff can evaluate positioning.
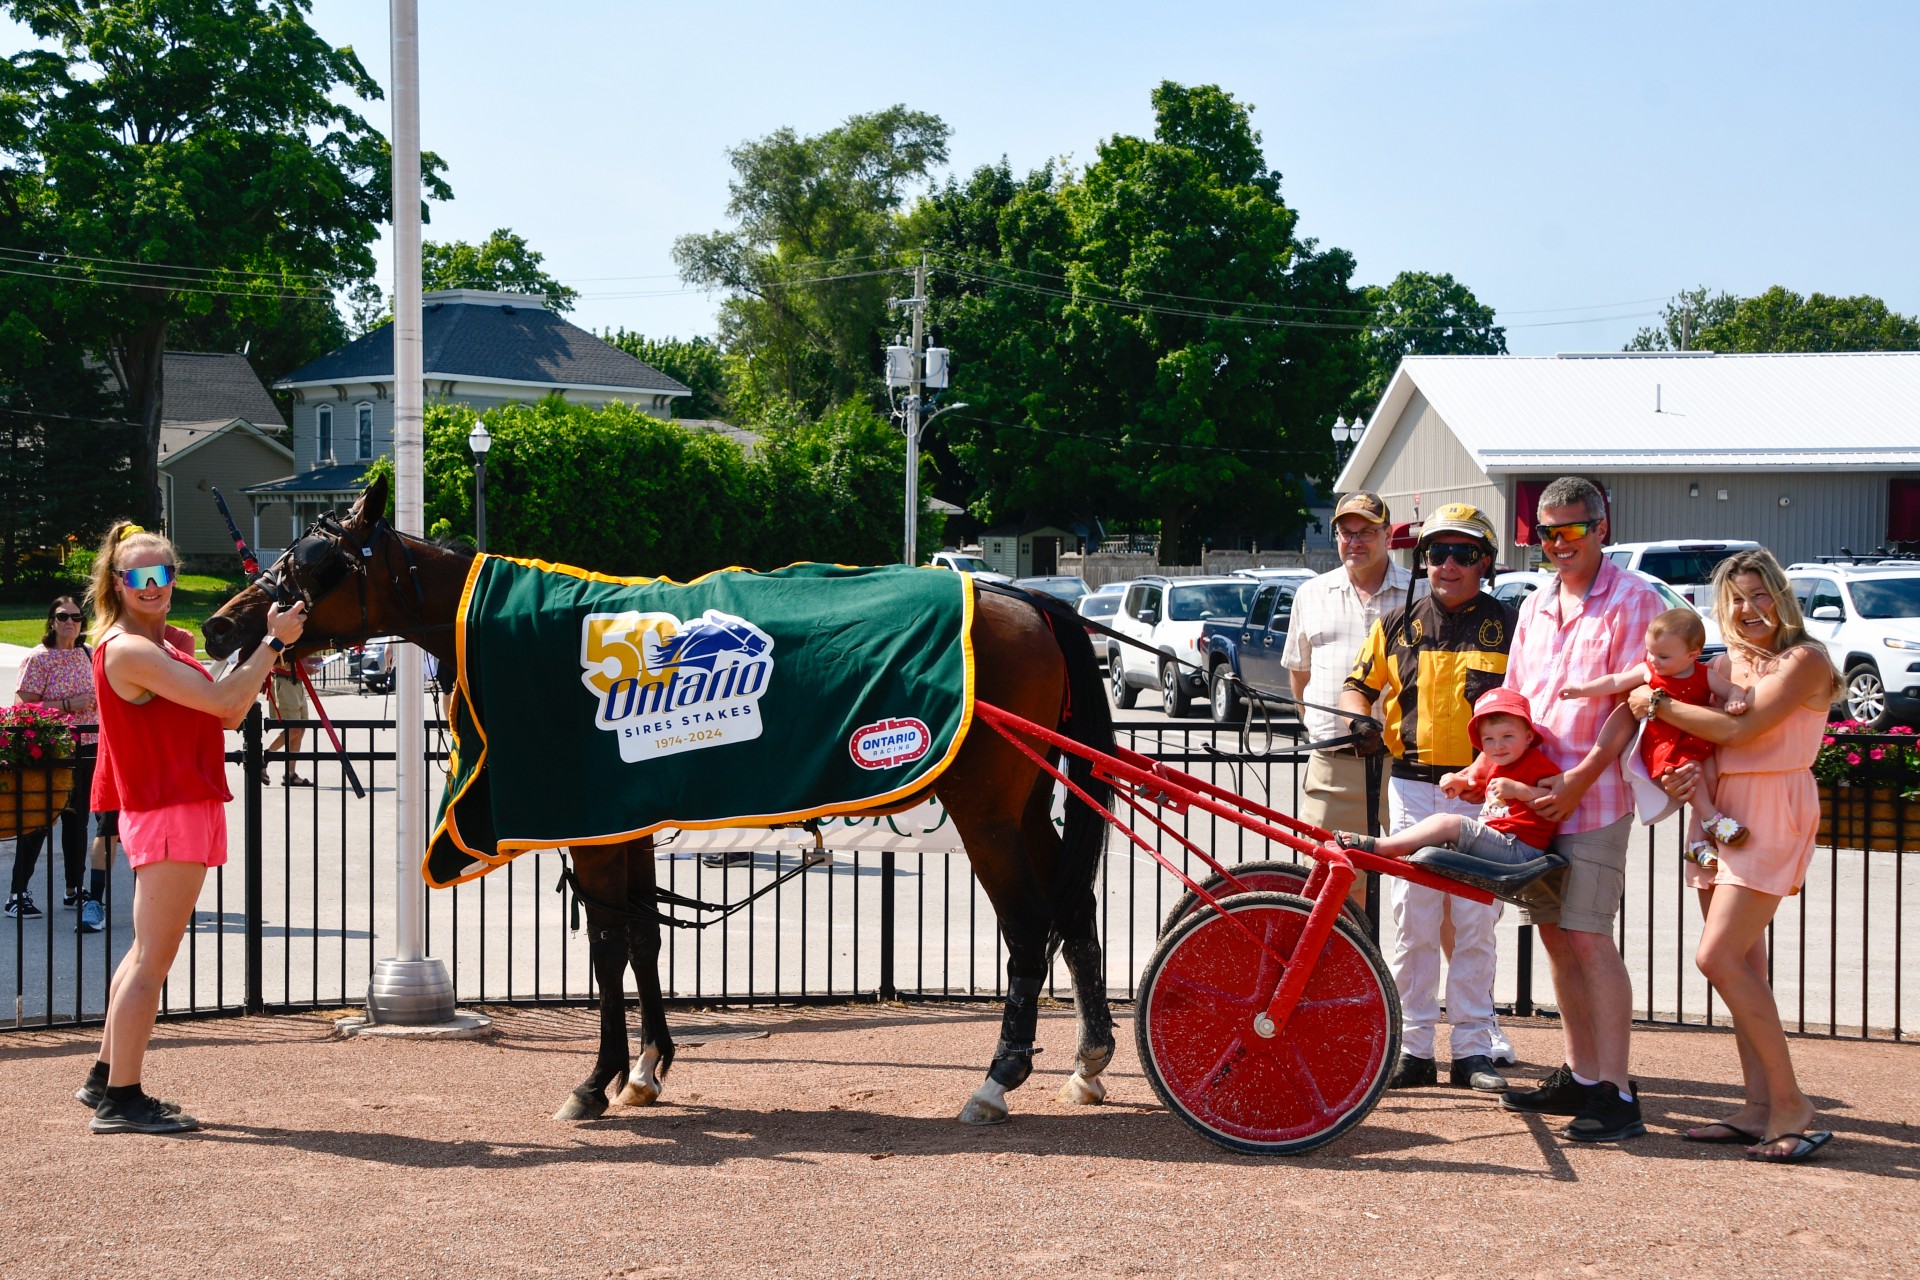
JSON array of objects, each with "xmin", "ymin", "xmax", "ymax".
[{"xmin": 5, "ymin": 718, "xmax": 1915, "ymax": 1041}]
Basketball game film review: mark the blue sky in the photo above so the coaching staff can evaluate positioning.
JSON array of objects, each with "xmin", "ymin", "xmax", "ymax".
[{"xmin": 10, "ymin": 2, "xmax": 1918, "ymax": 354}]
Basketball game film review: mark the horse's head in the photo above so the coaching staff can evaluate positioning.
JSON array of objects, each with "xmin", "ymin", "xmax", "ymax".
[{"xmin": 204, "ymin": 475, "xmax": 436, "ymax": 661}]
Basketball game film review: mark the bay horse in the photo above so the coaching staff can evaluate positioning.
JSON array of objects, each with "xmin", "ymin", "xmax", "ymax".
[{"xmin": 202, "ymin": 477, "xmax": 1117, "ymax": 1126}]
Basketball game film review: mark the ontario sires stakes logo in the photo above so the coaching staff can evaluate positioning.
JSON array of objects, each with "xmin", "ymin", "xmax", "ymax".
[
  {"xmin": 579, "ymin": 608, "xmax": 775, "ymax": 762},
  {"xmin": 849, "ymin": 717, "xmax": 932, "ymax": 770}
]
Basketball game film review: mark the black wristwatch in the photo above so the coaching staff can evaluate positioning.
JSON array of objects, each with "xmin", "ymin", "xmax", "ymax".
[{"xmin": 266, "ymin": 636, "xmax": 286, "ymax": 654}]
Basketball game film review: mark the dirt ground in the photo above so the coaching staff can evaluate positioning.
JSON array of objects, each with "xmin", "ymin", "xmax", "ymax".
[{"xmin": 2, "ymin": 1004, "xmax": 1916, "ymax": 1280}]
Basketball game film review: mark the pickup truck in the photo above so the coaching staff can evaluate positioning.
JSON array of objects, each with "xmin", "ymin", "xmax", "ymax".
[{"xmin": 1198, "ymin": 580, "xmax": 1299, "ymax": 723}]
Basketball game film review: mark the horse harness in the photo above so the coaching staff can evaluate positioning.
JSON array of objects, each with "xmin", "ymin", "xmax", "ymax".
[{"xmin": 255, "ymin": 511, "xmax": 450, "ymax": 650}]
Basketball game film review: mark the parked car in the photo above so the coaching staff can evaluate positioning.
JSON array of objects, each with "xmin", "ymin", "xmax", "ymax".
[
  {"xmin": 926, "ymin": 549, "xmax": 1013, "ymax": 584},
  {"xmin": 1012, "ymin": 574, "xmax": 1090, "ymax": 605},
  {"xmin": 1199, "ymin": 580, "xmax": 1299, "ymax": 723},
  {"xmin": 1786, "ymin": 563, "xmax": 1920, "ymax": 728},
  {"xmin": 1602, "ymin": 540, "xmax": 1760, "ymax": 609},
  {"xmin": 1107, "ymin": 575, "xmax": 1258, "ymax": 716},
  {"xmin": 1490, "ymin": 570, "xmax": 1725, "ymax": 659},
  {"xmin": 1076, "ymin": 587, "xmax": 1126, "ymax": 668},
  {"xmin": 1231, "ymin": 567, "xmax": 1316, "ymax": 588}
]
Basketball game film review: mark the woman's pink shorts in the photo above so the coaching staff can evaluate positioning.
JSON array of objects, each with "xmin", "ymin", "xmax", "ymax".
[{"xmin": 122, "ymin": 799, "xmax": 228, "ymax": 869}]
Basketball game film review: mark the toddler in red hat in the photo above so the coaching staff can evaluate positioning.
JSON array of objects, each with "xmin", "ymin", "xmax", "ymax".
[{"xmin": 1336, "ymin": 687, "xmax": 1564, "ymax": 865}]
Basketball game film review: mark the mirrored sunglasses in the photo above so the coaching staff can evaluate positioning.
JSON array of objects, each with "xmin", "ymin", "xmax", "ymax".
[
  {"xmin": 117, "ymin": 564, "xmax": 176, "ymax": 589},
  {"xmin": 1423, "ymin": 543, "xmax": 1487, "ymax": 567},
  {"xmin": 53, "ymin": 612, "xmax": 83, "ymax": 622},
  {"xmin": 1537, "ymin": 520, "xmax": 1595, "ymax": 543}
]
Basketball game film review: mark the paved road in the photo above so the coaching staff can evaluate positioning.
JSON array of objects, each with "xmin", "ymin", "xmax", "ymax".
[{"xmin": 6, "ymin": 684, "xmax": 1917, "ymax": 1038}]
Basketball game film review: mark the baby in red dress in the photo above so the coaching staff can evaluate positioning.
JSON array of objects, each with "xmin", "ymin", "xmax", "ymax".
[{"xmin": 1560, "ymin": 607, "xmax": 1749, "ymax": 865}]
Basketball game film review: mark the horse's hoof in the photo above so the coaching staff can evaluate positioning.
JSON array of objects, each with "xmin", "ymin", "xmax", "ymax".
[
  {"xmin": 616, "ymin": 1078, "xmax": 660, "ymax": 1107},
  {"xmin": 553, "ymin": 1090, "xmax": 608, "ymax": 1121},
  {"xmin": 1057, "ymin": 1072, "xmax": 1106, "ymax": 1105},
  {"xmin": 958, "ymin": 1085, "xmax": 1010, "ymax": 1126}
]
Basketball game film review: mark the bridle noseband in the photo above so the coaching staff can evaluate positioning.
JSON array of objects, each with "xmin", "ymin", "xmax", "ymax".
[{"xmin": 253, "ymin": 512, "xmax": 435, "ymax": 648}]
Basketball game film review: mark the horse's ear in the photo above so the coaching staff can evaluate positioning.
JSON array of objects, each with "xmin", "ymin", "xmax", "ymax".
[{"xmin": 349, "ymin": 472, "xmax": 391, "ymax": 532}]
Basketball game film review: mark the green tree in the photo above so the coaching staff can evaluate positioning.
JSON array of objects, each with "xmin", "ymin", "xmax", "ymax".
[
  {"xmin": 1697, "ymin": 286, "xmax": 1920, "ymax": 352},
  {"xmin": 1626, "ymin": 287, "xmax": 1741, "ymax": 351},
  {"xmin": 1350, "ymin": 271, "xmax": 1506, "ymax": 414},
  {"xmin": 0, "ymin": 0, "xmax": 452, "ymax": 523},
  {"xmin": 421, "ymin": 228, "xmax": 578, "ymax": 313},
  {"xmin": 673, "ymin": 106, "xmax": 949, "ymax": 415},
  {"xmin": 601, "ymin": 330, "xmax": 729, "ymax": 419},
  {"xmin": 922, "ymin": 83, "xmax": 1366, "ymax": 562}
]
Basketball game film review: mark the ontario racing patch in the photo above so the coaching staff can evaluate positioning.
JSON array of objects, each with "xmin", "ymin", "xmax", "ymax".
[{"xmin": 427, "ymin": 557, "xmax": 974, "ymax": 886}]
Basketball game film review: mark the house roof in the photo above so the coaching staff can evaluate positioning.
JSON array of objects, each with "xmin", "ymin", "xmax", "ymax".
[
  {"xmin": 163, "ymin": 351, "xmax": 286, "ymax": 428},
  {"xmin": 242, "ymin": 460, "xmax": 378, "ymax": 499},
  {"xmin": 1339, "ymin": 351, "xmax": 1920, "ymax": 486},
  {"xmin": 160, "ymin": 417, "xmax": 294, "ymax": 470},
  {"xmin": 277, "ymin": 291, "xmax": 691, "ymax": 398}
]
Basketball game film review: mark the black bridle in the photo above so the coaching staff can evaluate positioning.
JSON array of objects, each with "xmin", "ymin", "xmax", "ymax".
[{"xmin": 252, "ymin": 511, "xmax": 443, "ymax": 649}]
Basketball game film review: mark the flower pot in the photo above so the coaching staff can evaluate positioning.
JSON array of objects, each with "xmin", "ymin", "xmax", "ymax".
[
  {"xmin": 0, "ymin": 763, "xmax": 75, "ymax": 839},
  {"xmin": 1817, "ymin": 786, "xmax": 1911, "ymax": 853}
]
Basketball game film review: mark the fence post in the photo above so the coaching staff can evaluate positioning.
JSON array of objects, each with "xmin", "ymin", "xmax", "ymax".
[
  {"xmin": 1515, "ymin": 925, "xmax": 1534, "ymax": 1017},
  {"xmin": 243, "ymin": 703, "xmax": 264, "ymax": 1015},
  {"xmin": 879, "ymin": 850, "xmax": 897, "ymax": 1000}
]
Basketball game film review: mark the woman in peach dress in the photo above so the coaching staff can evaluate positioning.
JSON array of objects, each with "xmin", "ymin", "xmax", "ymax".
[{"xmin": 1628, "ymin": 549, "xmax": 1841, "ymax": 1164}]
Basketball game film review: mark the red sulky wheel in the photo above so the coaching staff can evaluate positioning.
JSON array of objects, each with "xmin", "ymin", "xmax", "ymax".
[
  {"xmin": 1136, "ymin": 890, "xmax": 1400, "ymax": 1156},
  {"xmin": 1157, "ymin": 859, "xmax": 1372, "ymax": 939}
]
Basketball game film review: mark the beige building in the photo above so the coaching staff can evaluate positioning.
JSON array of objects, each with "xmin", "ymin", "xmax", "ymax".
[{"xmin": 1335, "ymin": 351, "xmax": 1920, "ymax": 569}]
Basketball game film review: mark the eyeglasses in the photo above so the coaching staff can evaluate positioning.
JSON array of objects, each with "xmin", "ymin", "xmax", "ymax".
[
  {"xmin": 1537, "ymin": 520, "xmax": 1596, "ymax": 544},
  {"xmin": 1423, "ymin": 543, "xmax": 1487, "ymax": 568},
  {"xmin": 117, "ymin": 564, "xmax": 176, "ymax": 589},
  {"xmin": 1334, "ymin": 524, "xmax": 1383, "ymax": 542},
  {"xmin": 53, "ymin": 612, "xmax": 83, "ymax": 623}
]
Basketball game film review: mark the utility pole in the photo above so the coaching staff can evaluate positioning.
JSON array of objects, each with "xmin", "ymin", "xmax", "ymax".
[
  {"xmin": 887, "ymin": 256, "xmax": 954, "ymax": 567},
  {"xmin": 1680, "ymin": 301, "xmax": 1692, "ymax": 352}
]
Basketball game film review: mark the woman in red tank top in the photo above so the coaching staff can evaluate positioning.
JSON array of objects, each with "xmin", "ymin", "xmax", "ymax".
[{"xmin": 79, "ymin": 521, "xmax": 305, "ymax": 1135}]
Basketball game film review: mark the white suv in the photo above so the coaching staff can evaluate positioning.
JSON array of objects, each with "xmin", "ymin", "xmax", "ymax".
[
  {"xmin": 1603, "ymin": 540, "xmax": 1761, "ymax": 609},
  {"xmin": 1786, "ymin": 564, "xmax": 1920, "ymax": 729},
  {"xmin": 1108, "ymin": 576, "xmax": 1258, "ymax": 716}
]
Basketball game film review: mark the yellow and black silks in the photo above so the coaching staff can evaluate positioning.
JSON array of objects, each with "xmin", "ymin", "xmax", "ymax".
[{"xmin": 426, "ymin": 558, "xmax": 975, "ymax": 887}]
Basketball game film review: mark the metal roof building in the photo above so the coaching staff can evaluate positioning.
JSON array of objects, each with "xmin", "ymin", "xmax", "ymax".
[{"xmin": 1334, "ymin": 351, "xmax": 1920, "ymax": 568}]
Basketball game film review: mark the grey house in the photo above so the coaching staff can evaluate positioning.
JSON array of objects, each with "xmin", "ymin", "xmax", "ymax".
[
  {"xmin": 243, "ymin": 289, "xmax": 690, "ymax": 551},
  {"xmin": 1335, "ymin": 351, "xmax": 1920, "ymax": 569}
]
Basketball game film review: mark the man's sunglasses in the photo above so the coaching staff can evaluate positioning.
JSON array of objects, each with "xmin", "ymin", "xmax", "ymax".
[
  {"xmin": 1537, "ymin": 520, "xmax": 1596, "ymax": 543},
  {"xmin": 53, "ymin": 612, "xmax": 83, "ymax": 623},
  {"xmin": 117, "ymin": 564, "xmax": 177, "ymax": 589},
  {"xmin": 1423, "ymin": 543, "xmax": 1487, "ymax": 567}
]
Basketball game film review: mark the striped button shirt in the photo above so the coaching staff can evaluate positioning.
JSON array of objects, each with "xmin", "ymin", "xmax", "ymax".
[
  {"xmin": 1504, "ymin": 560, "xmax": 1666, "ymax": 835},
  {"xmin": 1280, "ymin": 562, "xmax": 1412, "ymax": 743},
  {"xmin": 1342, "ymin": 592, "xmax": 1515, "ymax": 769}
]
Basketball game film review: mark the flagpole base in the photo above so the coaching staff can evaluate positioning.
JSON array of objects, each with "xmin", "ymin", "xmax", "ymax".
[{"xmin": 364, "ymin": 957, "xmax": 457, "ymax": 1025}]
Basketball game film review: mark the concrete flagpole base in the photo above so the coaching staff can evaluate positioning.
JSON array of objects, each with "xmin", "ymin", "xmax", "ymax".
[{"xmin": 339, "ymin": 957, "xmax": 490, "ymax": 1038}]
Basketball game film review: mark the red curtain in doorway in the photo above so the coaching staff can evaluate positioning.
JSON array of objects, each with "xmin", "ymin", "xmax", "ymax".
[
  {"xmin": 1889, "ymin": 478, "xmax": 1920, "ymax": 545},
  {"xmin": 1512, "ymin": 480, "xmax": 1546, "ymax": 546}
]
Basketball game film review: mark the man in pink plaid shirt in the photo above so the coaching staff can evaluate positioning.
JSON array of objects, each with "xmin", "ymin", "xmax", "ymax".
[{"xmin": 1499, "ymin": 476, "xmax": 1662, "ymax": 1144}]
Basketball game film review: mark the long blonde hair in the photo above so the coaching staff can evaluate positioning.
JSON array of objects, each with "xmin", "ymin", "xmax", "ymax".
[
  {"xmin": 1710, "ymin": 549, "xmax": 1842, "ymax": 696},
  {"xmin": 85, "ymin": 520, "xmax": 180, "ymax": 646}
]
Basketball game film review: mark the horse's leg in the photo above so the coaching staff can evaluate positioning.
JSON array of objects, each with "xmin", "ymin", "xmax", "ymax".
[
  {"xmin": 1038, "ymin": 778, "xmax": 1114, "ymax": 1106},
  {"xmin": 553, "ymin": 847, "xmax": 632, "ymax": 1121},
  {"xmin": 616, "ymin": 837, "xmax": 675, "ymax": 1107}
]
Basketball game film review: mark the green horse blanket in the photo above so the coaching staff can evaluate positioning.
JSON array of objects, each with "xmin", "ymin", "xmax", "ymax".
[{"xmin": 426, "ymin": 558, "xmax": 975, "ymax": 887}]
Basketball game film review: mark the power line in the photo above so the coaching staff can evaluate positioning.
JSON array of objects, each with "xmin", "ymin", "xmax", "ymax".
[{"xmin": 950, "ymin": 412, "xmax": 1306, "ymax": 457}]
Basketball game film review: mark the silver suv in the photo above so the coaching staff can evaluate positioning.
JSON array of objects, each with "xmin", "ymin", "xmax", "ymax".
[
  {"xmin": 1108, "ymin": 575, "xmax": 1257, "ymax": 716},
  {"xmin": 1786, "ymin": 563, "xmax": 1920, "ymax": 728}
]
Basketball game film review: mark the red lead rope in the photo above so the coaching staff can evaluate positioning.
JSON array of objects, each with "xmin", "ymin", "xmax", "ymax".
[{"xmin": 292, "ymin": 660, "xmax": 366, "ymax": 799}]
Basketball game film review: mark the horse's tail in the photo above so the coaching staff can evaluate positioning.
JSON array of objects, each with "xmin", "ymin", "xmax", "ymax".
[{"xmin": 1015, "ymin": 588, "xmax": 1115, "ymax": 949}]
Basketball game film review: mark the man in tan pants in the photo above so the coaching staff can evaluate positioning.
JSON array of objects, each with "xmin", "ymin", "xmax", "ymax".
[{"xmin": 1282, "ymin": 490, "xmax": 1407, "ymax": 844}]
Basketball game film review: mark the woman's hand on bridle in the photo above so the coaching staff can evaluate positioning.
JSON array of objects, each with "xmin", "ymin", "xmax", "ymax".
[{"xmin": 267, "ymin": 600, "xmax": 308, "ymax": 649}]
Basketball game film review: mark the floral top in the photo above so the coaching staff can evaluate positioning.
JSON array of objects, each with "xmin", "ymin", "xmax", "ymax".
[{"xmin": 15, "ymin": 644, "xmax": 97, "ymax": 745}]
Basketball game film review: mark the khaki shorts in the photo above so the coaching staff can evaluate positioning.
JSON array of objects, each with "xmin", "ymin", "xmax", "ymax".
[
  {"xmin": 1521, "ymin": 814, "xmax": 1632, "ymax": 934},
  {"xmin": 268, "ymin": 673, "xmax": 310, "ymax": 720},
  {"xmin": 1299, "ymin": 751, "xmax": 1388, "ymax": 837}
]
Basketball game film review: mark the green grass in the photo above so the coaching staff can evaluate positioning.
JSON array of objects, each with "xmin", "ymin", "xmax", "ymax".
[{"xmin": 0, "ymin": 574, "xmax": 247, "ymax": 653}]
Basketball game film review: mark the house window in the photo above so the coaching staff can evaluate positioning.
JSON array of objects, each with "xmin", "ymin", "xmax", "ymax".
[
  {"xmin": 357, "ymin": 403, "xmax": 374, "ymax": 460},
  {"xmin": 316, "ymin": 405, "xmax": 333, "ymax": 463}
]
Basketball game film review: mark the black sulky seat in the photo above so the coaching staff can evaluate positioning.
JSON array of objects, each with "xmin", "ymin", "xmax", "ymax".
[{"xmin": 1408, "ymin": 845, "xmax": 1569, "ymax": 913}]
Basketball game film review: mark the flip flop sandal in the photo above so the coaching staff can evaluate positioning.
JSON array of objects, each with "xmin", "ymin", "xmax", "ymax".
[
  {"xmin": 283, "ymin": 774, "xmax": 315, "ymax": 787},
  {"xmin": 1745, "ymin": 1130, "xmax": 1833, "ymax": 1163},
  {"xmin": 1680, "ymin": 1121, "xmax": 1762, "ymax": 1144}
]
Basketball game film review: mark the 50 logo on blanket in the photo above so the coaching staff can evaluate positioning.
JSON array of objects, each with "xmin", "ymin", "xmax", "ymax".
[{"xmin": 579, "ymin": 609, "xmax": 775, "ymax": 762}]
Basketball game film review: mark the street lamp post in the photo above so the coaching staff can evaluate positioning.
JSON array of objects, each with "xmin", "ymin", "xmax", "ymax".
[
  {"xmin": 468, "ymin": 421, "xmax": 491, "ymax": 553},
  {"xmin": 1330, "ymin": 416, "xmax": 1359, "ymax": 475}
]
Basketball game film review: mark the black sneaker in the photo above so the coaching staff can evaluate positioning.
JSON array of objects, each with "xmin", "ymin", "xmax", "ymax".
[
  {"xmin": 1448, "ymin": 1054, "xmax": 1509, "ymax": 1092},
  {"xmin": 1386, "ymin": 1053, "xmax": 1437, "ymax": 1089},
  {"xmin": 90, "ymin": 1092, "xmax": 199, "ymax": 1134},
  {"xmin": 62, "ymin": 887, "xmax": 82, "ymax": 909},
  {"xmin": 4, "ymin": 892, "xmax": 42, "ymax": 919},
  {"xmin": 1501, "ymin": 1062, "xmax": 1593, "ymax": 1115},
  {"xmin": 76, "ymin": 1082, "xmax": 184, "ymax": 1115},
  {"xmin": 1562, "ymin": 1081, "xmax": 1646, "ymax": 1143}
]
